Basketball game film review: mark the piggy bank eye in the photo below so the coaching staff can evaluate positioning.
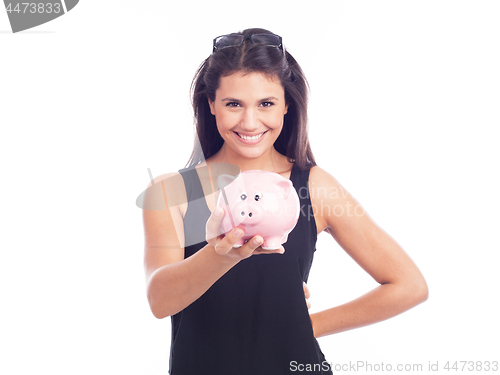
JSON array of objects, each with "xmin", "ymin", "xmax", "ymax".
[
  {"xmin": 254, "ymin": 193, "xmax": 262, "ymax": 201},
  {"xmin": 240, "ymin": 193, "xmax": 247, "ymax": 201}
]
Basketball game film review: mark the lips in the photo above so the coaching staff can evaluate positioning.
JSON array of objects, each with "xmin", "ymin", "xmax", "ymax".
[
  {"xmin": 236, "ymin": 131, "xmax": 265, "ymax": 138},
  {"xmin": 233, "ymin": 130, "xmax": 269, "ymax": 145}
]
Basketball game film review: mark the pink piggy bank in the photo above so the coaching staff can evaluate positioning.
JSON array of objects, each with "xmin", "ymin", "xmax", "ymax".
[{"xmin": 216, "ymin": 170, "xmax": 300, "ymax": 250}]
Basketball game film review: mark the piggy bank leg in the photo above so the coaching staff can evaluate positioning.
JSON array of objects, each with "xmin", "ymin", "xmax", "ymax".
[{"xmin": 261, "ymin": 236, "xmax": 283, "ymax": 250}]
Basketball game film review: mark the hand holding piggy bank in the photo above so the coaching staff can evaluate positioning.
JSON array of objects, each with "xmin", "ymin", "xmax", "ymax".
[{"xmin": 216, "ymin": 170, "xmax": 300, "ymax": 250}]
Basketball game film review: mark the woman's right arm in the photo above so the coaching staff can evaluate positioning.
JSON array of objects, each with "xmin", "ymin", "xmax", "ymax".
[{"xmin": 143, "ymin": 173, "xmax": 283, "ymax": 319}]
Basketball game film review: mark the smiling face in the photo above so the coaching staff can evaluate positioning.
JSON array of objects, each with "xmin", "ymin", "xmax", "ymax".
[{"xmin": 208, "ymin": 71, "xmax": 289, "ymax": 163}]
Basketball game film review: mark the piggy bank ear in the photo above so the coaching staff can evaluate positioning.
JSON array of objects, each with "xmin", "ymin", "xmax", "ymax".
[
  {"xmin": 217, "ymin": 174, "xmax": 237, "ymax": 190},
  {"xmin": 275, "ymin": 180, "xmax": 294, "ymax": 199}
]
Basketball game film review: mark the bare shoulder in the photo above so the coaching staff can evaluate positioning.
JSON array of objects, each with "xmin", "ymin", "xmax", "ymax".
[
  {"xmin": 142, "ymin": 171, "xmax": 187, "ymax": 212},
  {"xmin": 144, "ymin": 171, "xmax": 188, "ymax": 213},
  {"xmin": 308, "ymin": 165, "xmax": 343, "ymax": 191},
  {"xmin": 146, "ymin": 171, "xmax": 184, "ymax": 190},
  {"xmin": 308, "ymin": 165, "xmax": 364, "ymax": 235},
  {"xmin": 308, "ymin": 166, "xmax": 340, "ymax": 234}
]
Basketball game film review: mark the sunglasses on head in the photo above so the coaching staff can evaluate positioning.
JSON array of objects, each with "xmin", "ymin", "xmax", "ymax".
[{"xmin": 212, "ymin": 33, "xmax": 283, "ymax": 53}]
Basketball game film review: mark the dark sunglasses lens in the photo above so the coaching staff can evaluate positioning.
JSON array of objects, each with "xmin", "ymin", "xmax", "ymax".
[
  {"xmin": 215, "ymin": 35, "xmax": 244, "ymax": 49},
  {"xmin": 251, "ymin": 34, "xmax": 281, "ymax": 46}
]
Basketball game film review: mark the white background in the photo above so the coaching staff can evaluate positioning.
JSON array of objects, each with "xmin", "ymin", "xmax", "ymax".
[{"xmin": 1, "ymin": 1, "xmax": 499, "ymax": 374}]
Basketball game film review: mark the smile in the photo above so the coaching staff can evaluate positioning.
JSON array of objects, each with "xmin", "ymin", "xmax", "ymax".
[{"xmin": 233, "ymin": 130, "xmax": 268, "ymax": 145}]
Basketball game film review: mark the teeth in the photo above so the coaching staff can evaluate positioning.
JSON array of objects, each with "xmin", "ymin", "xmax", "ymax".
[{"xmin": 238, "ymin": 132, "xmax": 265, "ymax": 140}]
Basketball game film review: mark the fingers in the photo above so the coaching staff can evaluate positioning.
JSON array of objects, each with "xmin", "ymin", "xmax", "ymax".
[
  {"xmin": 238, "ymin": 236, "xmax": 285, "ymax": 258},
  {"xmin": 214, "ymin": 229, "xmax": 285, "ymax": 259},
  {"xmin": 303, "ymin": 281, "xmax": 311, "ymax": 299},
  {"xmin": 303, "ymin": 282, "xmax": 311, "ymax": 309},
  {"xmin": 253, "ymin": 244, "xmax": 285, "ymax": 255},
  {"xmin": 205, "ymin": 208, "xmax": 286, "ymax": 260},
  {"xmin": 214, "ymin": 227, "xmax": 245, "ymax": 256},
  {"xmin": 214, "ymin": 228, "xmax": 261, "ymax": 258}
]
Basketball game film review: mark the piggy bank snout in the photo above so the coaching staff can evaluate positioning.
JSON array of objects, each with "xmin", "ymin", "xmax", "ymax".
[{"xmin": 233, "ymin": 202, "xmax": 263, "ymax": 223}]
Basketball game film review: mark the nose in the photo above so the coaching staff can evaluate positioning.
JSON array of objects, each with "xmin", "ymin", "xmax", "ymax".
[
  {"xmin": 236, "ymin": 204, "xmax": 262, "ymax": 223},
  {"xmin": 240, "ymin": 108, "xmax": 260, "ymax": 132}
]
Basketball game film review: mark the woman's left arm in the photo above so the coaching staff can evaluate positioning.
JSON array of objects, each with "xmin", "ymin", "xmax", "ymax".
[{"xmin": 308, "ymin": 166, "xmax": 429, "ymax": 338}]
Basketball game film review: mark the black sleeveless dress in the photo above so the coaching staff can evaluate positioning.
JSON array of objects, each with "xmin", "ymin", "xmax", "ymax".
[{"xmin": 170, "ymin": 163, "xmax": 332, "ymax": 375}]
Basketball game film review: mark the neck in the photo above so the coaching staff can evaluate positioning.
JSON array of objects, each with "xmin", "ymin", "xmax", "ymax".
[{"xmin": 208, "ymin": 144, "xmax": 286, "ymax": 172}]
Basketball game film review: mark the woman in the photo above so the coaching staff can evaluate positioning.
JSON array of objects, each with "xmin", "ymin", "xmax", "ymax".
[{"xmin": 143, "ymin": 28, "xmax": 428, "ymax": 374}]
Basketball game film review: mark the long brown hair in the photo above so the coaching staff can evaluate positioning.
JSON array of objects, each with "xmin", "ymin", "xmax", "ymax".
[{"xmin": 185, "ymin": 28, "xmax": 316, "ymax": 170}]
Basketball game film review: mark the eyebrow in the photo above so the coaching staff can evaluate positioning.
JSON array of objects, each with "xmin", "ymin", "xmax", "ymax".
[{"xmin": 221, "ymin": 97, "xmax": 279, "ymax": 102}]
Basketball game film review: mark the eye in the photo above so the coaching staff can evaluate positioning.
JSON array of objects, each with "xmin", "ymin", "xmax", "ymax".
[
  {"xmin": 260, "ymin": 101, "xmax": 275, "ymax": 108},
  {"xmin": 240, "ymin": 193, "xmax": 247, "ymax": 200},
  {"xmin": 226, "ymin": 101, "xmax": 241, "ymax": 107},
  {"xmin": 254, "ymin": 193, "xmax": 262, "ymax": 201}
]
